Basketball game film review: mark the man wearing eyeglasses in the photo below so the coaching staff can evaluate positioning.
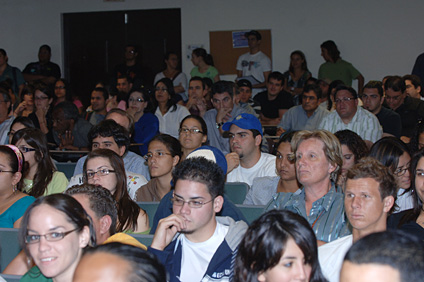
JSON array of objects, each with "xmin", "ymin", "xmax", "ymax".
[
  {"xmin": 276, "ymin": 84, "xmax": 329, "ymax": 136},
  {"xmin": 319, "ymin": 85, "xmax": 382, "ymax": 144},
  {"xmin": 149, "ymin": 157, "xmax": 248, "ymax": 282}
]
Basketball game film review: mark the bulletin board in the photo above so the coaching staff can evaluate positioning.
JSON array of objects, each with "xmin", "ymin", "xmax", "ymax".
[{"xmin": 209, "ymin": 29, "xmax": 272, "ymax": 75}]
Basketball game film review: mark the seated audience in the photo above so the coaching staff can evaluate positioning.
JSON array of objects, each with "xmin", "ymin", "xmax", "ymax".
[
  {"xmin": 53, "ymin": 79, "xmax": 83, "ymax": 113},
  {"xmin": 403, "ymin": 74, "xmax": 423, "ymax": 100},
  {"xmin": 369, "ymin": 137, "xmax": 414, "ymax": 213},
  {"xmin": 185, "ymin": 76, "xmax": 210, "ymax": 117},
  {"xmin": 51, "ymin": 101, "xmax": 92, "ymax": 150},
  {"xmin": 149, "ymin": 157, "xmax": 248, "ymax": 281},
  {"xmin": 66, "ymin": 184, "xmax": 146, "ymax": 248},
  {"xmin": 244, "ymin": 131, "xmax": 300, "ymax": 205},
  {"xmin": 277, "ymin": 84, "xmax": 329, "ymax": 135},
  {"xmin": 179, "ymin": 115, "xmax": 207, "ymax": 160},
  {"xmin": 283, "ymin": 50, "xmax": 312, "ymax": 104},
  {"xmin": 190, "ymin": 48, "xmax": 220, "ymax": 82},
  {"xmin": 13, "ymin": 84, "xmax": 35, "ymax": 117},
  {"xmin": 154, "ymin": 51, "xmax": 188, "ymax": 101},
  {"xmin": 153, "ymin": 78, "xmax": 190, "ymax": 138},
  {"xmin": 254, "ymin": 71, "xmax": 294, "ymax": 125},
  {"xmin": 266, "ymin": 130, "xmax": 350, "ymax": 243},
  {"xmin": 19, "ymin": 194, "xmax": 95, "ymax": 282},
  {"xmin": 362, "ymin": 80, "xmax": 402, "ymax": 138},
  {"xmin": 74, "ymin": 242, "xmax": 166, "ymax": 282},
  {"xmin": 334, "ymin": 130, "xmax": 368, "ymax": 187},
  {"xmin": 12, "ymin": 128, "xmax": 68, "ymax": 196},
  {"xmin": 203, "ymin": 80, "xmax": 248, "ymax": 155},
  {"xmin": 136, "ymin": 134, "xmax": 181, "ymax": 202},
  {"xmin": 85, "ymin": 87, "xmax": 108, "ymax": 126},
  {"xmin": 0, "ymin": 88, "xmax": 15, "ymax": 145},
  {"xmin": 318, "ymin": 157, "xmax": 396, "ymax": 282},
  {"xmin": 7, "ymin": 116, "xmax": 35, "ymax": 144},
  {"xmin": 22, "ymin": 44, "xmax": 61, "ymax": 84},
  {"xmin": 72, "ymin": 119, "xmax": 149, "ymax": 182},
  {"xmin": 149, "ymin": 145, "xmax": 247, "ymax": 234},
  {"xmin": 234, "ymin": 210, "xmax": 328, "ymax": 282},
  {"xmin": 28, "ymin": 81, "xmax": 54, "ymax": 137},
  {"xmin": 236, "ymin": 79, "xmax": 261, "ymax": 117},
  {"xmin": 340, "ymin": 230, "xmax": 424, "ymax": 282},
  {"xmin": 83, "ymin": 149, "xmax": 149, "ymax": 233},
  {"xmin": 387, "ymin": 149, "xmax": 424, "ymax": 239},
  {"xmin": 127, "ymin": 88, "xmax": 159, "ymax": 156},
  {"xmin": 384, "ymin": 75, "xmax": 424, "ymax": 139},
  {"xmin": 324, "ymin": 80, "xmax": 345, "ymax": 112},
  {"xmin": 223, "ymin": 113, "xmax": 277, "ymax": 186},
  {"xmin": 319, "ymin": 85, "xmax": 382, "ymax": 144},
  {"xmin": 0, "ymin": 145, "xmax": 35, "ymax": 228}
]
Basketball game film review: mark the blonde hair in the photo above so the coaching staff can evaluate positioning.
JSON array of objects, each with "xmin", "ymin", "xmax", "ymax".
[{"xmin": 291, "ymin": 130, "xmax": 342, "ymax": 182}]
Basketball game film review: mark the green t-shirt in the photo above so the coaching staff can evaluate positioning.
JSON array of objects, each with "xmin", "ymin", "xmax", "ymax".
[
  {"xmin": 318, "ymin": 59, "xmax": 361, "ymax": 86},
  {"xmin": 23, "ymin": 171, "xmax": 68, "ymax": 196},
  {"xmin": 20, "ymin": 266, "xmax": 52, "ymax": 282},
  {"xmin": 190, "ymin": 66, "xmax": 219, "ymax": 81}
]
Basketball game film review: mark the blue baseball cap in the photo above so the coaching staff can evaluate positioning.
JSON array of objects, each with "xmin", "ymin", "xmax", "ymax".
[{"xmin": 222, "ymin": 113, "xmax": 263, "ymax": 137}]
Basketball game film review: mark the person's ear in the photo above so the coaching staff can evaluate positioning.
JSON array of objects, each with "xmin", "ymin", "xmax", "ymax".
[
  {"xmin": 11, "ymin": 171, "xmax": 22, "ymax": 187},
  {"xmin": 254, "ymin": 134, "xmax": 262, "ymax": 147},
  {"xmin": 383, "ymin": 196, "xmax": 395, "ymax": 213},
  {"xmin": 172, "ymin": 155, "xmax": 180, "ymax": 167},
  {"xmin": 99, "ymin": 215, "xmax": 112, "ymax": 235},
  {"xmin": 118, "ymin": 145, "xmax": 126, "ymax": 157},
  {"xmin": 78, "ymin": 225, "xmax": 91, "ymax": 248},
  {"xmin": 213, "ymin": 195, "xmax": 224, "ymax": 213}
]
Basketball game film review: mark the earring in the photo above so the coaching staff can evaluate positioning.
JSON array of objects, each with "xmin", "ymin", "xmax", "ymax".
[{"xmin": 12, "ymin": 184, "xmax": 17, "ymax": 193}]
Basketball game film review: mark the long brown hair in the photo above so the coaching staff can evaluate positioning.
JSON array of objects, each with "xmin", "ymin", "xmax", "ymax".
[{"xmin": 83, "ymin": 149, "xmax": 144, "ymax": 232}]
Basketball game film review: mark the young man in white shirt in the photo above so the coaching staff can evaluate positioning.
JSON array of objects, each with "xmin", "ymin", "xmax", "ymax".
[
  {"xmin": 149, "ymin": 157, "xmax": 248, "ymax": 282},
  {"xmin": 223, "ymin": 113, "xmax": 277, "ymax": 186},
  {"xmin": 318, "ymin": 157, "xmax": 396, "ymax": 282}
]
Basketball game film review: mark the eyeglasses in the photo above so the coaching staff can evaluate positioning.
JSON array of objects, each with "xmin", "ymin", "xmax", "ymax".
[
  {"xmin": 155, "ymin": 88, "xmax": 168, "ymax": 92},
  {"xmin": 171, "ymin": 196, "xmax": 214, "ymax": 208},
  {"xmin": 18, "ymin": 146, "xmax": 36, "ymax": 153},
  {"xmin": 129, "ymin": 98, "xmax": 145, "ymax": 103},
  {"xmin": 179, "ymin": 128, "xmax": 204, "ymax": 135},
  {"xmin": 25, "ymin": 228, "xmax": 78, "ymax": 244},
  {"xmin": 85, "ymin": 168, "xmax": 116, "ymax": 179},
  {"xmin": 385, "ymin": 95, "xmax": 402, "ymax": 101},
  {"xmin": 143, "ymin": 151, "xmax": 172, "ymax": 161},
  {"xmin": 35, "ymin": 96, "xmax": 49, "ymax": 101},
  {"xmin": 394, "ymin": 166, "xmax": 409, "ymax": 176},
  {"xmin": 302, "ymin": 95, "xmax": 317, "ymax": 101},
  {"xmin": 55, "ymin": 86, "xmax": 65, "ymax": 90},
  {"xmin": 335, "ymin": 97, "xmax": 356, "ymax": 103}
]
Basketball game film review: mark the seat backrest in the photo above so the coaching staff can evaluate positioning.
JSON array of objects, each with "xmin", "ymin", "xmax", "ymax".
[
  {"xmin": 137, "ymin": 202, "xmax": 159, "ymax": 228},
  {"xmin": 235, "ymin": 204, "xmax": 265, "ymax": 224},
  {"xmin": 0, "ymin": 228, "xmax": 21, "ymax": 272},
  {"xmin": 224, "ymin": 182, "xmax": 249, "ymax": 204}
]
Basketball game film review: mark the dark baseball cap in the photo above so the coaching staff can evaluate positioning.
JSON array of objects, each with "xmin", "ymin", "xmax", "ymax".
[{"xmin": 237, "ymin": 79, "xmax": 252, "ymax": 90}]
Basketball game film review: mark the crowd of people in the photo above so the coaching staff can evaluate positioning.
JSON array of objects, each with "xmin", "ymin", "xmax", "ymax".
[{"xmin": 1, "ymin": 30, "xmax": 424, "ymax": 282}]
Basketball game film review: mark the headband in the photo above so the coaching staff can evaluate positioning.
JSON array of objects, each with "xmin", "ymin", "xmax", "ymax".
[{"xmin": 5, "ymin": 145, "xmax": 23, "ymax": 173}]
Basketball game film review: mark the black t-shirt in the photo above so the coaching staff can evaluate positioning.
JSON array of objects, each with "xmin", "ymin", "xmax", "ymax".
[
  {"xmin": 395, "ymin": 96, "xmax": 424, "ymax": 137},
  {"xmin": 375, "ymin": 106, "xmax": 402, "ymax": 138},
  {"xmin": 254, "ymin": 90, "xmax": 294, "ymax": 119}
]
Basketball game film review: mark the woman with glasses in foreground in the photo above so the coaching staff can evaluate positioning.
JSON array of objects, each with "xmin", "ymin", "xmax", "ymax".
[
  {"xmin": 12, "ymin": 128, "xmax": 68, "ymax": 196},
  {"xmin": 126, "ymin": 88, "xmax": 159, "ymax": 156},
  {"xmin": 19, "ymin": 194, "xmax": 95, "ymax": 282},
  {"xmin": 178, "ymin": 115, "xmax": 208, "ymax": 160},
  {"xmin": 369, "ymin": 137, "xmax": 414, "ymax": 213},
  {"xmin": 84, "ymin": 149, "xmax": 149, "ymax": 233},
  {"xmin": 136, "ymin": 134, "xmax": 181, "ymax": 202}
]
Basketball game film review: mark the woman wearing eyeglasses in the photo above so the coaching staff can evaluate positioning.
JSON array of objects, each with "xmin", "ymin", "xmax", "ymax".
[
  {"xmin": 19, "ymin": 194, "xmax": 95, "ymax": 282},
  {"xmin": 179, "ymin": 115, "xmax": 208, "ymax": 160},
  {"xmin": 369, "ymin": 137, "xmax": 414, "ymax": 213},
  {"xmin": 28, "ymin": 81, "xmax": 54, "ymax": 136},
  {"xmin": 136, "ymin": 134, "xmax": 181, "ymax": 202},
  {"xmin": 11, "ymin": 128, "xmax": 68, "ymax": 196},
  {"xmin": 0, "ymin": 145, "xmax": 35, "ymax": 228},
  {"xmin": 244, "ymin": 132, "xmax": 300, "ymax": 206},
  {"xmin": 84, "ymin": 149, "xmax": 149, "ymax": 233},
  {"xmin": 127, "ymin": 89, "xmax": 159, "ymax": 156},
  {"xmin": 153, "ymin": 78, "xmax": 190, "ymax": 139}
]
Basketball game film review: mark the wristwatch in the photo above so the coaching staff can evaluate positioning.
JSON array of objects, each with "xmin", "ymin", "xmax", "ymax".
[{"xmin": 216, "ymin": 122, "xmax": 224, "ymax": 129}]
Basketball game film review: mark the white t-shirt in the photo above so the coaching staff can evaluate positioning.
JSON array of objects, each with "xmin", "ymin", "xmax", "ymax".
[
  {"xmin": 318, "ymin": 235, "xmax": 353, "ymax": 282},
  {"xmin": 179, "ymin": 222, "xmax": 229, "ymax": 282},
  {"xmin": 155, "ymin": 104, "xmax": 190, "ymax": 138},
  {"xmin": 226, "ymin": 152, "xmax": 277, "ymax": 186},
  {"xmin": 236, "ymin": 51, "xmax": 271, "ymax": 97}
]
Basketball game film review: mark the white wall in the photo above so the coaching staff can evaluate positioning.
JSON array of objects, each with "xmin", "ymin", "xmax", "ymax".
[{"xmin": 2, "ymin": 0, "xmax": 423, "ymax": 87}]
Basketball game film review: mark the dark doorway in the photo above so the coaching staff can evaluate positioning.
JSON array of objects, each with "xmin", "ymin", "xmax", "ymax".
[{"xmin": 63, "ymin": 8, "xmax": 181, "ymax": 107}]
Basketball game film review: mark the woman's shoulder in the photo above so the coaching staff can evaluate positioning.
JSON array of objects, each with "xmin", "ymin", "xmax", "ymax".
[{"xmin": 45, "ymin": 171, "xmax": 69, "ymax": 195}]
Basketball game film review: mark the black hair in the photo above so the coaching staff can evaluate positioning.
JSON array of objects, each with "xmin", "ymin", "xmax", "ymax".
[
  {"xmin": 211, "ymin": 80, "xmax": 234, "ymax": 98},
  {"xmin": 88, "ymin": 119, "xmax": 130, "ymax": 154},
  {"xmin": 153, "ymin": 77, "xmax": 177, "ymax": 113},
  {"xmin": 39, "ymin": 44, "xmax": 51, "ymax": 53},
  {"xmin": 192, "ymin": 48, "xmax": 214, "ymax": 66},
  {"xmin": 92, "ymin": 87, "xmax": 109, "ymax": 101},
  {"xmin": 234, "ymin": 210, "xmax": 328, "ymax": 282},
  {"xmin": 289, "ymin": 50, "xmax": 309, "ymax": 73},
  {"xmin": 149, "ymin": 134, "xmax": 182, "ymax": 160},
  {"xmin": 327, "ymin": 80, "xmax": 345, "ymax": 110},
  {"xmin": 320, "ymin": 40, "xmax": 341, "ymax": 62},
  {"xmin": 82, "ymin": 242, "xmax": 167, "ymax": 281},
  {"xmin": 189, "ymin": 76, "xmax": 205, "ymax": 89},
  {"xmin": 334, "ymin": 85, "xmax": 358, "ymax": 99},
  {"xmin": 303, "ymin": 84, "xmax": 323, "ymax": 99},
  {"xmin": 0, "ymin": 145, "xmax": 25, "ymax": 191},
  {"xmin": 172, "ymin": 157, "xmax": 225, "ymax": 199},
  {"xmin": 53, "ymin": 101, "xmax": 79, "ymax": 121},
  {"xmin": 267, "ymin": 71, "xmax": 285, "ymax": 83},
  {"xmin": 335, "ymin": 130, "xmax": 368, "ymax": 162},
  {"xmin": 384, "ymin": 76, "xmax": 406, "ymax": 93},
  {"xmin": 343, "ymin": 230, "xmax": 424, "ymax": 282},
  {"xmin": 363, "ymin": 80, "xmax": 384, "ymax": 97}
]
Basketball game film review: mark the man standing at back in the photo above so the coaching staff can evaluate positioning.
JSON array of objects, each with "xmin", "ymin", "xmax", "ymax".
[
  {"xmin": 223, "ymin": 113, "xmax": 276, "ymax": 186},
  {"xmin": 22, "ymin": 44, "xmax": 61, "ymax": 85},
  {"xmin": 236, "ymin": 30, "xmax": 271, "ymax": 97},
  {"xmin": 149, "ymin": 157, "xmax": 248, "ymax": 282}
]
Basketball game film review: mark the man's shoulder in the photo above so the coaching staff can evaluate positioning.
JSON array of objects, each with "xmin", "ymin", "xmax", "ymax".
[
  {"xmin": 319, "ymin": 234, "xmax": 352, "ymax": 253},
  {"xmin": 377, "ymin": 106, "xmax": 400, "ymax": 119},
  {"xmin": 204, "ymin": 108, "xmax": 217, "ymax": 120},
  {"xmin": 260, "ymin": 152, "xmax": 277, "ymax": 163},
  {"xmin": 357, "ymin": 106, "xmax": 379, "ymax": 122},
  {"xmin": 216, "ymin": 216, "xmax": 248, "ymax": 250}
]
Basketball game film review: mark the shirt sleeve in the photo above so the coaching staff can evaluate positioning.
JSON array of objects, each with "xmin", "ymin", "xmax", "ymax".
[{"xmin": 46, "ymin": 172, "xmax": 69, "ymax": 195}]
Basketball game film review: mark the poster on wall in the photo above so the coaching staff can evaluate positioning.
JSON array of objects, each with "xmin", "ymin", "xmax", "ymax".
[{"xmin": 232, "ymin": 31, "xmax": 248, "ymax": 48}]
